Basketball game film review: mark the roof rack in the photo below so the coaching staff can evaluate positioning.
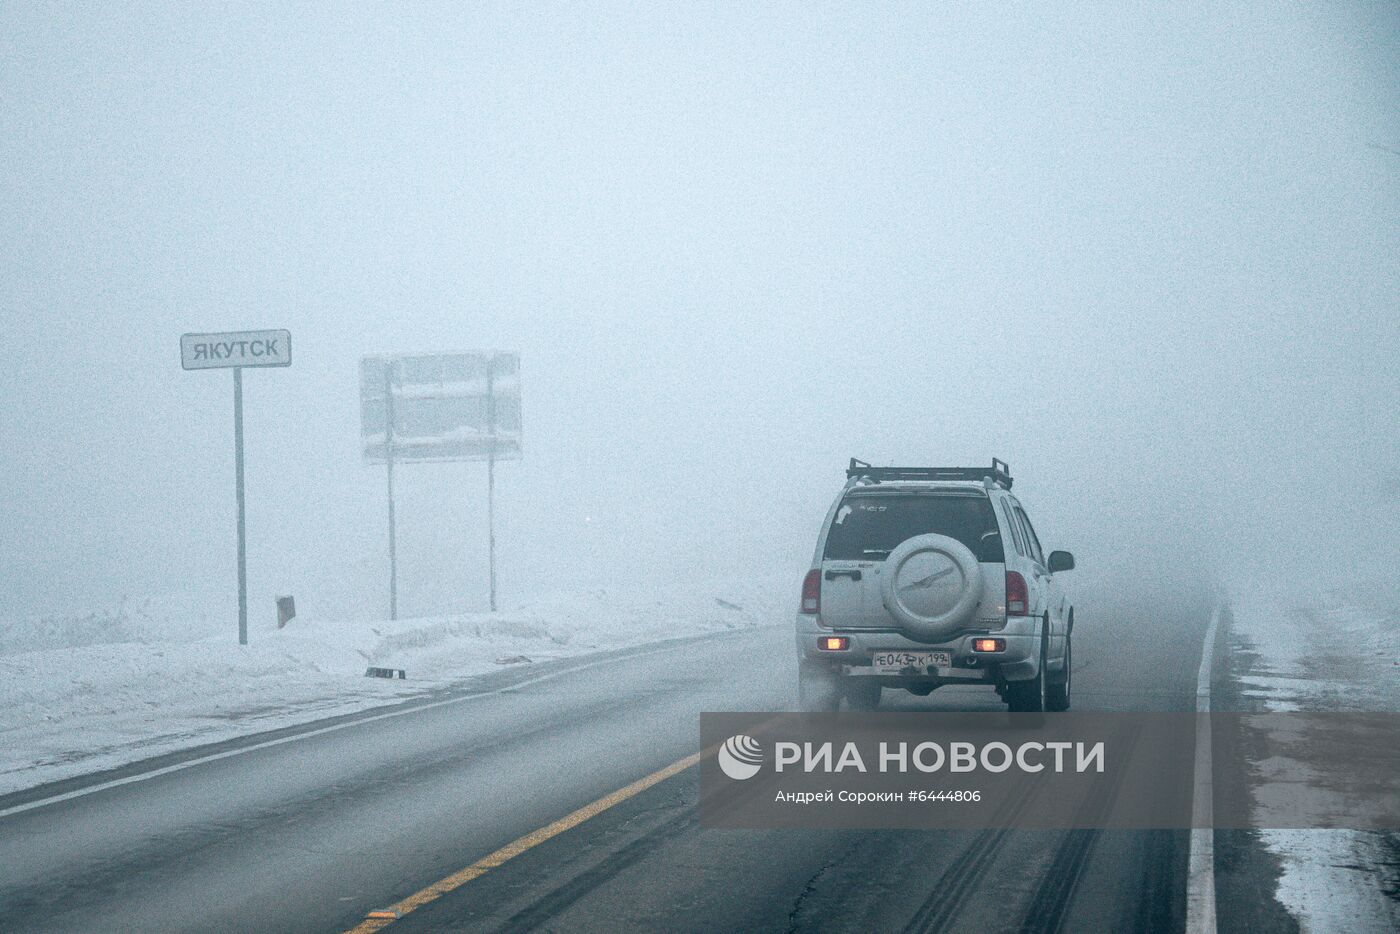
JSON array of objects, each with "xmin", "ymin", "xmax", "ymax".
[{"xmin": 846, "ymin": 457, "xmax": 1013, "ymax": 489}]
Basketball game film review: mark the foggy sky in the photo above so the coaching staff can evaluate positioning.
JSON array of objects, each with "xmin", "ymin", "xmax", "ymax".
[{"xmin": 3, "ymin": 3, "xmax": 1398, "ymax": 626}]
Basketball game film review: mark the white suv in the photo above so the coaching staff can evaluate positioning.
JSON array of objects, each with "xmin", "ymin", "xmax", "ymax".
[{"xmin": 795, "ymin": 459, "xmax": 1074, "ymax": 712}]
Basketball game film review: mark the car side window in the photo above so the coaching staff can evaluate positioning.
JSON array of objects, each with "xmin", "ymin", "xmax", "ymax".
[
  {"xmin": 1015, "ymin": 507, "xmax": 1045, "ymax": 566},
  {"xmin": 999, "ymin": 499, "xmax": 1026, "ymax": 557}
]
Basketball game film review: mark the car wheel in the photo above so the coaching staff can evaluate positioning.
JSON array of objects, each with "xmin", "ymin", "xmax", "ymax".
[
  {"xmin": 798, "ymin": 661, "xmax": 840, "ymax": 712},
  {"xmin": 1006, "ymin": 621, "xmax": 1048, "ymax": 713},
  {"xmin": 845, "ymin": 678, "xmax": 881, "ymax": 711},
  {"xmin": 880, "ymin": 533, "xmax": 984, "ymax": 642},
  {"xmin": 1046, "ymin": 634, "xmax": 1071, "ymax": 712}
]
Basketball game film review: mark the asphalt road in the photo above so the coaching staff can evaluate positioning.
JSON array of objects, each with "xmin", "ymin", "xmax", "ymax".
[{"xmin": 0, "ymin": 595, "xmax": 1213, "ymax": 934}]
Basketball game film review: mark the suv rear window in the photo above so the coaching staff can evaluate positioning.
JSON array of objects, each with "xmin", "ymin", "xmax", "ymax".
[{"xmin": 823, "ymin": 493, "xmax": 1005, "ymax": 562}]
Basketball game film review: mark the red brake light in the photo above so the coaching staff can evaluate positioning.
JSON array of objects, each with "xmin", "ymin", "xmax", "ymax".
[
  {"xmin": 1005, "ymin": 571, "xmax": 1028, "ymax": 615},
  {"xmin": 801, "ymin": 569, "xmax": 821, "ymax": 614},
  {"xmin": 819, "ymin": 636, "xmax": 849, "ymax": 651}
]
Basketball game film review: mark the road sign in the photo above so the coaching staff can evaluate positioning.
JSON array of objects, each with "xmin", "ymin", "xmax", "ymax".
[
  {"xmin": 181, "ymin": 330, "xmax": 291, "ymax": 370},
  {"xmin": 360, "ymin": 352, "xmax": 522, "ymax": 617},
  {"xmin": 182, "ymin": 328, "xmax": 292, "ymax": 644},
  {"xmin": 359, "ymin": 352, "xmax": 521, "ymax": 464}
]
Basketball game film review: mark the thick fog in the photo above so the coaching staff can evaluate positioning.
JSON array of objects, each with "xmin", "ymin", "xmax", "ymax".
[{"xmin": 2, "ymin": 3, "xmax": 1397, "ymax": 627}]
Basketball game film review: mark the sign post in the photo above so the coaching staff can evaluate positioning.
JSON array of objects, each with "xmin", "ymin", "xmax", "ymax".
[
  {"xmin": 234, "ymin": 366, "xmax": 246, "ymax": 644},
  {"xmin": 361, "ymin": 352, "xmax": 520, "ymax": 617},
  {"xmin": 182, "ymin": 329, "xmax": 292, "ymax": 645}
]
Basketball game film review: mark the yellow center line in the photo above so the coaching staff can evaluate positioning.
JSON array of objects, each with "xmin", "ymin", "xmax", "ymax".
[{"xmin": 344, "ymin": 749, "xmax": 706, "ymax": 933}]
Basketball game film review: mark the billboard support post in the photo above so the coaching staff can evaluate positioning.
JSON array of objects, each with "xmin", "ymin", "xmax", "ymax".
[
  {"xmin": 486, "ymin": 362, "xmax": 497, "ymax": 612},
  {"xmin": 384, "ymin": 361, "xmax": 398, "ymax": 621},
  {"xmin": 233, "ymin": 367, "xmax": 247, "ymax": 645}
]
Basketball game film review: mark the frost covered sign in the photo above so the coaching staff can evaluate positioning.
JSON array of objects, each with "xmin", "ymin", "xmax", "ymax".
[
  {"xmin": 360, "ymin": 351, "xmax": 521, "ymax": 618},
  {"xmin": 181, "ymin": 330, "xmax": 291, "ymax": 370},
  {"xmin": 360, "ymin": 352, "xmax": 521, "ymax": 464}
]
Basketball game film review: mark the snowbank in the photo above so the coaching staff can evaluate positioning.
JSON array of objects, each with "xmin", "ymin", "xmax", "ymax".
[
  {"xmin": 1229, "ymin": 582, "xmax": 1399, "ymax": 932},
  {"xmin": 0, "ymin": 585, "xmax": 784, "ymax": 796},
  {"xmin": 1231, "ymin": 581, "xmax": 1395, "ymax": 713}
]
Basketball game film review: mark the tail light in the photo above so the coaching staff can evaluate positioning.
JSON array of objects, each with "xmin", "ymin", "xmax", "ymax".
[
  {"xmin": 1005, "ymin": 571, "xmax": 1028, "ymax": 615},
  {"xmin": 800, "ymin": 569, "xmax": 821, "ymax": 614}
]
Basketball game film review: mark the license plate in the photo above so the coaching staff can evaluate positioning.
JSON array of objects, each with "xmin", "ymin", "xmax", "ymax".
[{"xmin": 872, "ymin": 650, "xmax": 951, "ymax": 673}]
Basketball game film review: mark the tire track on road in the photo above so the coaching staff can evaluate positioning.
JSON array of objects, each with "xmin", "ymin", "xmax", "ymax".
[
  {"xmin": 493, "ymin": 808, "xmax": 698, "ymax": 932},
  {"xmin": 901, "ymin": 770, "xmax": 1044, "ymax": 934},
  {"xmin": 1017, "ymin": 725, "xmax": 1142, "ymax": 934}
]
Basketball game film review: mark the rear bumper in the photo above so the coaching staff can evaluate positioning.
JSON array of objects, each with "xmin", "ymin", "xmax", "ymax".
[{"xmin": 795, "ymin": 613, "xmax": 1041, "ymax": 682}]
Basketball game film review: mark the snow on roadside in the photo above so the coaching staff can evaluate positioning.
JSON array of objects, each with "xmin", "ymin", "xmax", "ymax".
[
  {"xmin": 1230, "ymin": 581, "xmax": 1399, "ymax": 933},
  {"xmin": 0, "ymin": 584, "xmax": 783, "ymax": 797}
]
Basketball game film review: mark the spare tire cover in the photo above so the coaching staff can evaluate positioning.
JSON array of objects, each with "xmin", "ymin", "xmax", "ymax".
[{"xmin": 879, "ymin": 533, "xmax": 983, "ymax": 642}]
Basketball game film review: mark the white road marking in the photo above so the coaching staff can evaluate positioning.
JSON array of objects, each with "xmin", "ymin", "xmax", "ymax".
[{"xmin": 1186, "ymin": 602, "xmax": 1222, "ymax": 934}]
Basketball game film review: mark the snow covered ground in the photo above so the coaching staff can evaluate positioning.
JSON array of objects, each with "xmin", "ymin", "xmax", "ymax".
[
  {"xmin": 1229, "ymin": 581, "xmax": 1399, "ymax": 933},
  {"xmin": 0, "ymin": 585, "xmax": 784, "ymax": 796}
]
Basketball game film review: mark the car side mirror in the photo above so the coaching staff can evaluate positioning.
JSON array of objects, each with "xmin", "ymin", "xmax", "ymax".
[{"xmin": 1048, "ymin": 550, "xmax": 1075, "ymax": 573}]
